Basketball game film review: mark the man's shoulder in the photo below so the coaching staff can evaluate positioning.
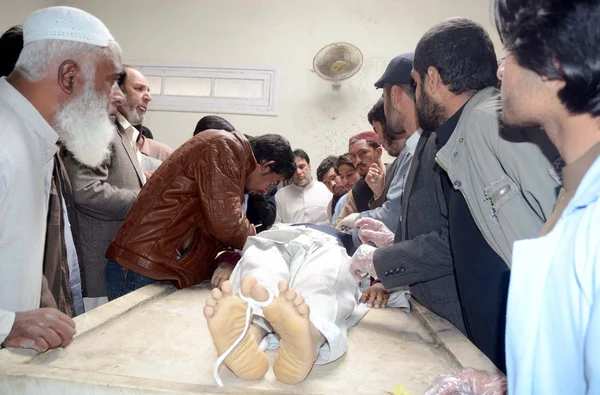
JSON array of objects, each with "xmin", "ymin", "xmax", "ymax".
[
  {"xmin": 0, "ymin": 108, "xmax": 32, "ymax": 146},
  {"xmin": 276, "ymin": 184, "xmax": 294, "ymax": 197},
  {"xmin": 466, "ymin": 93, "xmax": 502, "ymax": 127},
  {"xmin": 313, "ymin": 180, "xmax": 332, "ymax": 195},
  {"xmin": 148, "ymin": 138, "xmax": 174, "ymax": 155},
  {"xmin": 0, "ymin": 114, "xmax": 40, "ymax": 170}
]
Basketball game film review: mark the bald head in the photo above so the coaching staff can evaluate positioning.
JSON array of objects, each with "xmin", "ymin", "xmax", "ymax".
[{"xmin": 118, "ymin": 66, "xmax": 152, "ymax": 125}]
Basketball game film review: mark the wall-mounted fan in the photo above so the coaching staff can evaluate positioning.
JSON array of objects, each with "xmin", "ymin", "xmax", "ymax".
[{"xmin": 313, "ymin": 42, "xmax": 363, "ymax": 90}]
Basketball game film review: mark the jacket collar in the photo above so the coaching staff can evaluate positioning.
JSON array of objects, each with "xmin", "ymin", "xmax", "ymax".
[
  {"xmin": 436, "ymin": 87, "xmax": 500, "ymax": 171},
  {"xmin": 235, "ymin": 132, "xmax": 257, "ymax": 177}
]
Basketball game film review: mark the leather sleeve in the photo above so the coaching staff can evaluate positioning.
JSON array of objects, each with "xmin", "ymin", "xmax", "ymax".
[{"xmin": 193, "ymin": 137, "xmax": 255, "ymax": 250}]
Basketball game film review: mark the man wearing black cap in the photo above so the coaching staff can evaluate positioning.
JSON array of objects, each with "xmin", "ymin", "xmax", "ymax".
[
  {"xmin": 350, "ymin": 54, "xmax": 423, "ymax": 242},
  {"xmin": 351, "ymin": 52, "xmax": 466, "ymax": 336}
]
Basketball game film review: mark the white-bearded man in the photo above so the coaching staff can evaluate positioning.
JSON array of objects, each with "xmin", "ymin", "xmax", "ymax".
[
  {"xmin": 60, "ymin": 67, "xmax": 149, "ymax": 312},
  {"xmin": 0, "ymin": 6, "xmax": 122, "ymax": 352}
]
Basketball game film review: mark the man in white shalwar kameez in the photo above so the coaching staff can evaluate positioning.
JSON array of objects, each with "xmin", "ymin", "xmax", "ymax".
[{"xmin": 0, "ymin": 6, "xmax": 122, "ymax": 353}]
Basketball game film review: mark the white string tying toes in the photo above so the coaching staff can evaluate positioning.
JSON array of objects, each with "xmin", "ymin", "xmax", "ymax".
[{"xmin": 213, "ymin": 289, "xmax": 274, "ymax": 387}]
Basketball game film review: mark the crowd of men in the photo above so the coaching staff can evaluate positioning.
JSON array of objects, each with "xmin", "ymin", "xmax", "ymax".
[{"xmin": 0, "ymin": 1, "xmax": 599, "ymax": 393}]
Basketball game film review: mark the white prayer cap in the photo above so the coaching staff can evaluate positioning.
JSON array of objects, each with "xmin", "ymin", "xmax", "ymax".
[{"xmin": 23, "ymin": 6, "xmax": 114, "ymax": 47}]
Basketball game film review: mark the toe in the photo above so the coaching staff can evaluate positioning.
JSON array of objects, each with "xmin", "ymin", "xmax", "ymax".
[
  {"xmin": 277, "ymin": 281, "xmax": 289, "ymax": 294},
  {"xmin": 251, "ymin": 282, "xmax": 270, "ymax": 303},
  {"xmin": 284, "ymin": 289, "xmax": 297, "ymax": 301},
  {"xmin": 293, "ymin": 295, "xmax": 304, "ymax": 306},
  {"xmin": 203, "ymin": 305, "xmax": 215, "ymax": 318},
  {"xmin": 240, "ymin": 275, "xmax": 257, "ymax": 298},
  {"xmin": 221, "ymin": 281, "xmax": 233, "ymax": 295},
  {"xmin": 297, "ymin": 303, "xmax": 310, "ymax": 317},
  {"xmin": 205, "ymin": 297, "xmax": 217, "ymax": 307},
  {"xmin": 211, "ymin": 287, "xmax": 223, "ymax": 300}
]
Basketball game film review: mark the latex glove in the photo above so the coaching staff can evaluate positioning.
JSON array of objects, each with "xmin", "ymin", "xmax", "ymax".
[
  {"xmin": 424, "ymin": 368, "xmax": 507, "ymax": 395},
  {"xmin": 360, "ymin": 282, "xmax": 389, "ymax": 308},
  {"xmin": 211, "ymin": 263, "xmax": 235, "ymax": 289},
  {"xmin": 349, "ymin": 244, "xmax": 377, "ymax": 280},
  {"xmin": 356, "ymin": 217, "xmax": 394, "ymax": 248},
  {"xmin": 365, "ymin": 163, "xmax": 385, "ymax": 199}
]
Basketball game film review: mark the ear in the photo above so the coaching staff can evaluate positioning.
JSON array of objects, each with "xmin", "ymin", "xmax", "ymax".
[
  {"xmin": 260, "ymin": 160, "xmax": 275, "ymax": 173},
  {"xmin": 390, "ymin": 85, "xmax": 402, "ymax": 109},
  {"xmin": 57, "ymin": 60, "xmax": 80, "ymax": 95},
  {"xmin": 427, "ymin": 66, "xmax": 443, "ymax": 95},
  {"xmin": 540, "ymin": 59, "xmax": 567, "ymax": 90},
  {"xmin": 375, "ymin": 146, "xmax": 383, "ymax": 158}
]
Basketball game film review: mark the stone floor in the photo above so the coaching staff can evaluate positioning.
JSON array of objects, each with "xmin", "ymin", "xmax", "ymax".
[{"xmin": 0, "ymin": 282, "xmax": 499, "ymax": 395}]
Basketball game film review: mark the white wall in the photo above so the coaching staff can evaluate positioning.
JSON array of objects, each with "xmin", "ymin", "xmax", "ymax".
[
  {"xmin": 0, "ymin": 0, "xmax": 55, "ymax": 31},
  {"xmin": 3, "ymin": 0, "xmax": 503, "ymax": 168}
]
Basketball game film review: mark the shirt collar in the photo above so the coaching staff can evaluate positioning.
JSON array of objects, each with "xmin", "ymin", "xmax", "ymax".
[
  {"xmin": 405, "ymin": 129, "xmax": 422, "ymax": 155},
  {"xmin": 0, "ymin": 77, "xmax": 59, "ymax": 160},
  {"xmin": 115, "ymin": 111, "xmax": 133, "ymax": 131},
  {"xmin": 562, "ymin": 141, "xmax": 600, "ymax": 191},
  {"xmin": 115, "ymin": 112, "xmax": 139, "ymax": 141},
  {"xmin": 435, "ymin": 104, "xmax": 467, "ymax": 147},
  {"xmin": 292, "ymin": 178, "xmax": 314, "ymax": 191}
]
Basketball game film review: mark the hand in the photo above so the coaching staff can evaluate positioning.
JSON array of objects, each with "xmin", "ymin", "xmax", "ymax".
[
  {"xmin": 3, "ymin": 308, "xmax": 76, "ymax": 352},
  {"xmin": 365, "ymin": 163, "xmax": 385, "ymax": 199},
  {"xmin": 349, "ymin": 244, "xmax": 377, "ymax": 280},
  {"xmin": 424, "ymin": 368, "xmax": 507, "ymax": 395},
  {"xmin": 144, "ymin": 171, "xmax": 154, "ymax": 179},
  {"xmin": 360, "ymin": 282, "xmax": 389, "ymax": 308},
  {"xmin": 356, "ymin": 217, "xmax": 394, "ymax": 248},
  {"xmin": 211, "ymin": 263, "xmax": 235, "ymax": 288}
]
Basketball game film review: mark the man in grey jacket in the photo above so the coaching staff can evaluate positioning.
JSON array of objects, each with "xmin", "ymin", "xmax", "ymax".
[
  {"xmin": 61, "ymin": 73, "xmax": 145, "ymax": 311},
  {"xmin": 355, "ymin": 18, "xmax": 560, "ymax": 373},
  {"xmin": 350, "ymin": 53, "xmax": 466, "ymax": 335}
]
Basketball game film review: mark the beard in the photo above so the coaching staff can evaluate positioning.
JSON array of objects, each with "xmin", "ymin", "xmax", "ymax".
[
  {"xmin": 385, "ymin": 95, "xmax": 408, "ymax": 136},
  {"xmin": 416, "ymin": 87, "xmax": 446, "ymax": 132},
  {"xmin": 293, "ymin": 176, "xmax": 311, "ymax": 187},
  {"xmin": 333, "ymin": 184, "xmax": 347, "ymax": 197},
  {"xmin": 55, "ymin": 81, "xmax": 115, "ymax": 168},
  {"xmin": 120, "ymin": 101, "xmax": 144, "ymax": 125}
]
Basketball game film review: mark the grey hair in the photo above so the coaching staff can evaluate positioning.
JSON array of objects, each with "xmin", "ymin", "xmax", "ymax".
[{"xmin": 15, "ymin": 39, "xmax": 121, "ymax": 81}]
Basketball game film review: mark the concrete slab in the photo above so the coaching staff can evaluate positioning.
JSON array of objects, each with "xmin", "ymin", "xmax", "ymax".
[{"xmin": 0, "ymin": 282, "xmax": 499, "ymax": 394}]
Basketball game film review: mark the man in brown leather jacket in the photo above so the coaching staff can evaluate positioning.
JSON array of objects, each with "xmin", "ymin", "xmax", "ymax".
[{"xmin": 105, "ymin": 131, "xmax": 296, "ymax": 300}]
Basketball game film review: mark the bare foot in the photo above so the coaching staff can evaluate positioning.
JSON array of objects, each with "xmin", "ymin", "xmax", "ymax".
[
  {"xmin": 263, "ymin": 281, "xmax": 323, "ymax": 384},
  {"xmin": 203, "ymin": 279, "xmax": 268, "ymax": 381}
]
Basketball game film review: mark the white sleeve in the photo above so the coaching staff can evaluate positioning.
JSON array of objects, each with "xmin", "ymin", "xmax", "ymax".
[
  {"xmin": 0, "ymin": 309, "xmax": 16, "ymax": 346},
  {"xmin": 585, "ymin": 213, "xmax": 600, "ymax": 394},
  {"xmin": 274, "ymin": 190, "xmax": 283, "ymax": 224}
]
